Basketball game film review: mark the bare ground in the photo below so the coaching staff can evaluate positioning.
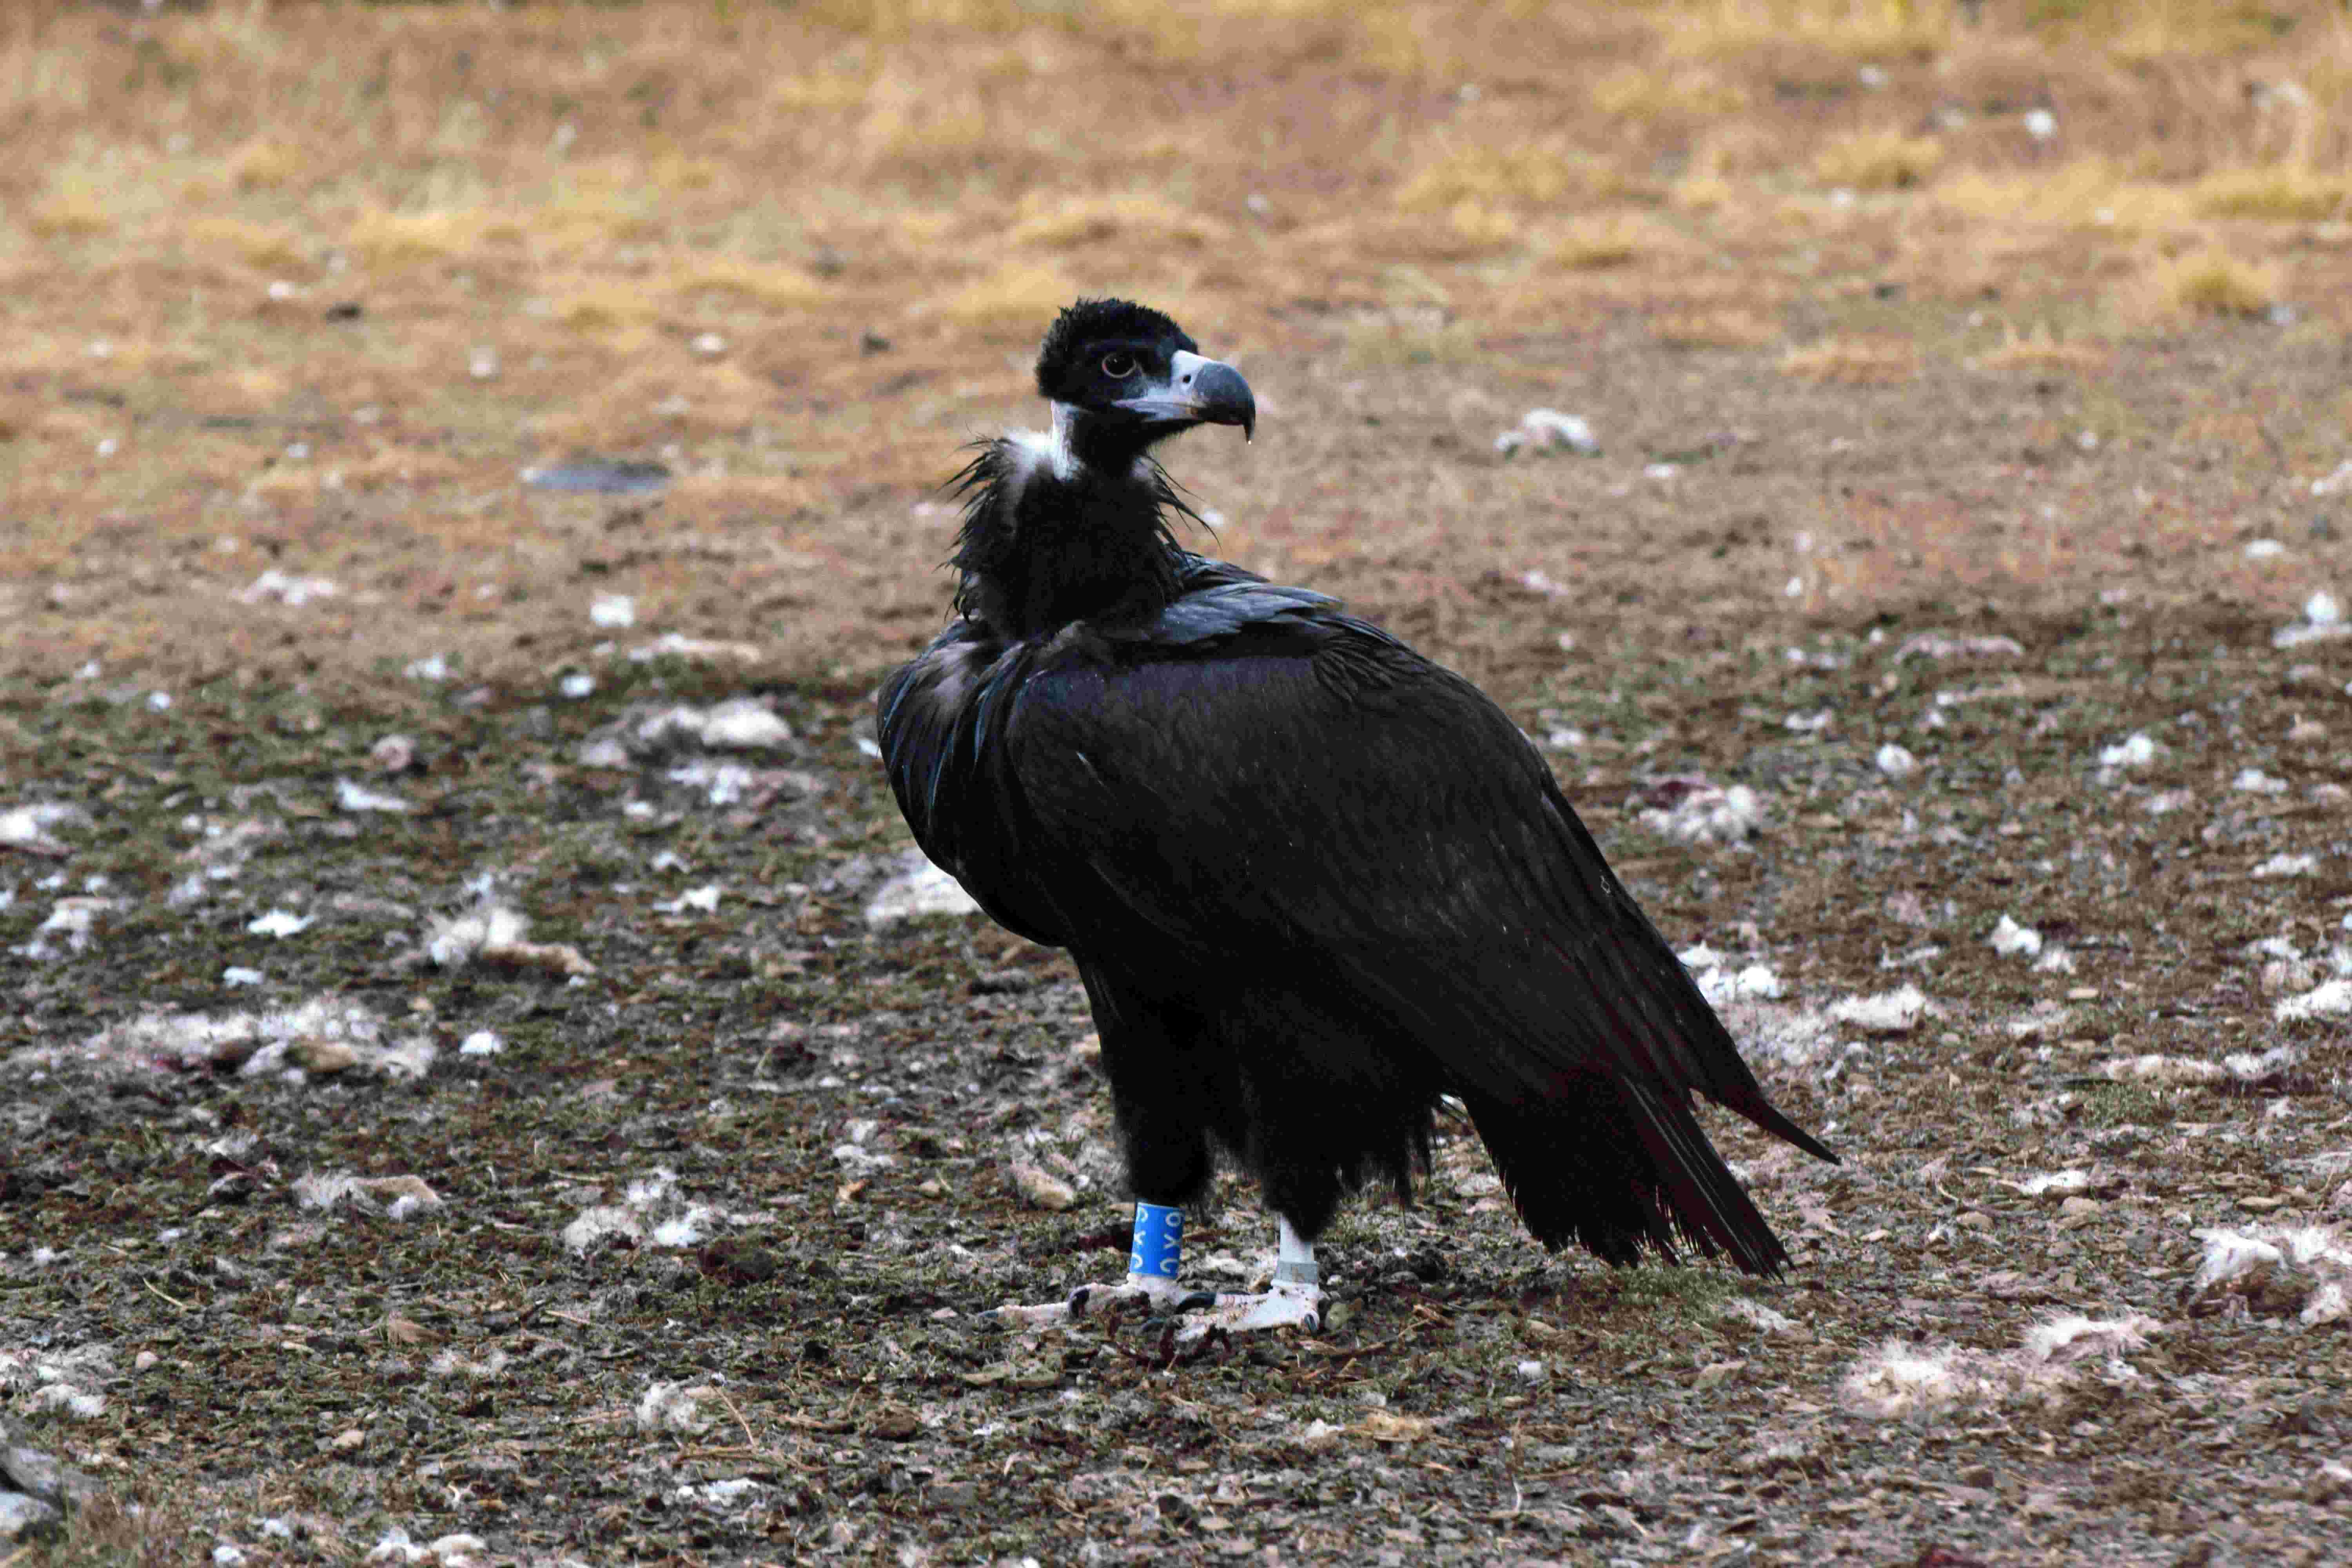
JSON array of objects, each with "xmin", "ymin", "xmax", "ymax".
[{"xmin": 6, "ymin": 314, "xmax": 2352, "ymax": 1568}]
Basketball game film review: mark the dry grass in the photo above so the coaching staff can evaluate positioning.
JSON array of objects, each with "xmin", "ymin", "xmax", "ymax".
[
  {"xmin": 1972, "ymin": 320, "xmax": 2110, "ymax": 376},
  {"xmin": 2194, "ymin": 165, "xmax": 2352, "ymax": 221},
  {"xmin": 4, "ymin": 0, "xmax": 2352, "ymax": 691},
  {"xmin": 2141, "ymin": 246, "xmax": 2286, "ymax": 318},
  {"xmin": 1813, "ymin": 129, "xmax": 1944, "ymax": 192},
  {"xmin": 1653, "ymin": 305, "xmax": 1781, "ymax": 348},
  {"xmin": 670, "ymin": 258, "xmax": 830, "ymax": 310},
  {"xmin": 1779, "ymin": 335, "xmax": 1919, "ymax": 383}
]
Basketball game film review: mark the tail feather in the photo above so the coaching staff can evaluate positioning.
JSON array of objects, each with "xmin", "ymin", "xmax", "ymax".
[{"xmin": 1466, "ymin": 1076, "xmax": 1792, "ymax": 1276}]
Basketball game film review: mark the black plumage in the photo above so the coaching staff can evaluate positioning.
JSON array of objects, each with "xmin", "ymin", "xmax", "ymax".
[{"xmin": 880, "ymin": 299, "xmax": 1832, "ymax": 1294}]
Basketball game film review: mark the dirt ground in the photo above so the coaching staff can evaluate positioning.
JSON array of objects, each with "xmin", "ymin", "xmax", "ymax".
[{"xmin": 6, "ymin": 4, "xmax": 2352, "ymax": 1566}]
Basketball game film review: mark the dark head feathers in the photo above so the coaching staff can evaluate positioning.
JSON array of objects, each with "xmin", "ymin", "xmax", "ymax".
[{"xmin": 1035, "ymin": 298, "xmax": 1196, "ymax": 398}]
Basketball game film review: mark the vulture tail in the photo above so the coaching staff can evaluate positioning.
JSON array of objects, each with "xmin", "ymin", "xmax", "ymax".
[{"xmin": 1465, "ymin": 1078, "xmax": 1793, "ymax": 1277}]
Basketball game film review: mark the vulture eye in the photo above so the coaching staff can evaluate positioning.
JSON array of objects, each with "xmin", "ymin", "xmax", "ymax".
[{"xmin": 1100, "ymin": 352, "xmax": 1138, "ymax": 379}]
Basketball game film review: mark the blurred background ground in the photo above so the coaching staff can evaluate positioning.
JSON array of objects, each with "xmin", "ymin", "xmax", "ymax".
[{"xmin": 4, "ymin": 2, "xmax": 2352, "ymax": 1564}]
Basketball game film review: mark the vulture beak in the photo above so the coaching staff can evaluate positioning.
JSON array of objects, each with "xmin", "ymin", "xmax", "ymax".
[{"xmin": 1118, "ymin": 349, "xmax": 1256, "ymax": 441}]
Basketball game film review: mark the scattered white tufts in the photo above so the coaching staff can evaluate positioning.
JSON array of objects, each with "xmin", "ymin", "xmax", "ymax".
[
  {"xmin": 2244, "ymin": 539, "xmax": 2287, "ymax": 561},
  {"xmin": 2021, "ymin": 1312, "xmax": 2159, "ymax": 1365},
  {"xmin": 14, "ymin": 897, "xmax": 114, "ymax": 960},
  {"xmin": 1639, "ymin": 783, "xmax": 1763, "ymax": 846},
  {"xmin": 223, "ymin": 966, "xmax": 265, "ymax": 987},
  {"xmin": 2234, "ymin": 768, "xmax": 2290, "ymax": 796},
  {"xmin": 2185, "ymin": 1224, "xmax": 2352, "ymax": 1326},
  {"xmin": 423, "ymin": 905, "xmax": 595, "ymax": 977},
  {"xmin": 2254, "ymin": 853, "xmax": 2317, "ymax": 878},
  {"xmin": 636, "ymin": 1381, "xmax": 719, "ymax": 1435},
  {"xmin": 562, "ymin": 1206, "xmax": 645, "ymax": 1254},
  {"xmin": 590, "ymin": 594, "xmax": 637, "ymax": 629},
  {"xmin": 0, "ymin": 802, "xmax": 85, "ymax": 858},
  {"xmin": 1695, "ymin": 962, "xmax": 1784, "ymax": 1006},
  {"xmin": 365, "ymin": 1527, "xmax": 492, "ymax": 1566},
  {"xmin": 293, "ymin": 1173, "xmax": 445, "ymax": 1220},
  {"xmin": 656, "ymin": 884, "xmax": 723, "ymax": 915},
  {"xmin": 0, "ymin": 1343, "xmax": 116, "ymax": 1420},
  {"xmin": 238, "ymin": 570, "xmax": 340, "ymax": 607},
  {"xmin": 636, "ymin": 700, "xmax": 793, "ymax": 752},
  {"xmin": 2273, "ymin": 590, "xmax": 2350, "ymax": 648},
  {"xmin": 335, "ymin": 779, "xmax": 410, "ymax": 814},
  {"xmin": 1988, "ymin": 915, "xmax": 2042, "ymax": 959},
  {"xmin": 1719, "ymin": 1297, "xmax": 1798, "ymax": 1334},
  {"xmin": 864, "ymin": 854, "xmax": 982, "ymax": 927},
  {"xmin": 458, "ymin": 1029, "xmax": 504, "ymax": 1057},
  {"xmin": 403, "ymin": 654, "xmax": 450, "ymax": 683},
  {"xmin": 2013, "ymin": 1170, "xmax": 2092, "ymax": 1198},
  {"xmin": 1839, "ymin": 1342, "xmax": 2010, "ymax": 1418},
  {"xmin": 2143, "ymin": 788, "xmax": 2196, "ymax": 816},
  {"xmin": 626, "ymin": 632, "xmax": 761, "ymax": 664},
  {"xmin": 1829, "ymin": 984, "xmax": 1925, "ymax": 1034},
  {"xmin": 1875, "ymin": 743, "xmax": 1918, "ymax": 780},
  {"xmin": 1892, "ymin": 632, "xmax": 2023, "ymax": 664},
  {"xmin": 245, "ymin": 909, "xmax": 313, "ymax": 939},
  {"xmin": 2277, "ymin": 978, "xmax": 2352, "ymax": 1022},
  {"xmin": 1495, "ymin": 408, "xmax": 1600, "ymax": 458},
  {"xmin": 2096, "ymin": 733, "xmax": 2158, "ymax": 771},
  {"xmin": 651, "ymin": 1206, "xmax": 720, "ymax": 1249}
]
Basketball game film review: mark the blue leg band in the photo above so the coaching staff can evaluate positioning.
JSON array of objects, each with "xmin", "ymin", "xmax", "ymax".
[{"xmin": 1129, "ymin": 1202, "xmax": 1183, "ymax": 1280}]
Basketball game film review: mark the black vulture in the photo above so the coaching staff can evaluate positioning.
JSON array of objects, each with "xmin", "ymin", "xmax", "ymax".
[{"xmin": 879, "ymin": 298, "xmax": 1834, "ymax": 1336}]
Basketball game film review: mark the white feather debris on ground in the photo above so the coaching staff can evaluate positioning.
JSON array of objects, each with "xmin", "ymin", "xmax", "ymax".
[
  {"xmin": 13, "ymin": 896, "xmax": 115, "ymax": 961},
  {"xmin": 1988, "ymin": 914, "xmax": 2042, "ymax": 958},
  {"xmin": 654, "ymin": 884, "xmax": 723, "ymax": 915},
  {"xmin": 1636, "ymin": 776, "xmax": 1764, "ymax": 846},
  {"xmin": 2243, "ymin": 539, "xmax": 2287, "ymax": 561},
  {"xmin": 561, "ymin": 1167, "xmax": 722, "ymax": 1254},
  {"xmin": 1719, "ymin": 1297, "xmax": 1800, "ymax": 1335},
  {"xmin": 1493, "ymin": 408, "xmax": 1599, "ymax": 458},
  {"xmin": 2095, "ymin": 731, "xmax": 2160, "ymax": 771},
  {"xmin": 590, "ymin": 593, "xmax": 636, "ymax": 628},
  {"xmin": 237, "ymin": 569, "xmax": 340, "ymax": 607},
  {"xmin": 63, "ymin": 993, "xmax": 438, "ymax": 1083},
  {"xmin": 2234, "ymin": 768, "xmax": 2290, "ymax": 795},
  {"xmin": 635, "ymin": 699, "xmax": 794, "ymax": 752},
  {"xmin": 458, "ymin": 1029, "xmax": 504, "ymax": 1057},
  {"xmin": 1839, "ymin": 1310, "xmax": 2158, "ymax": 1419},
  {"xmin": 420, "ymin": 904, "xmax": 595, "ymax": 978},
  {"xmin": 2182, "ymin": 1224, "xmax": 2350, "ymax": 1326},
  {"xmin": 1874, "ymin": 743, "xmax": 1918, "ymax": 780},
  {"xmin": 1891, "ymin": 631, "xmax": 2024, "ymax": 663},
  {"xmin": 626, "ymin": 632, "xmax": 761, "ymax": 665},
  {"xmin": 335, "ymin": 778, "xmax": 410, "ymax": 814},
  {"xmin": 292, "ymin": 1173, "xmax": 446, "ymax": 1222},
  {"xmin": 574, "ymin": 698, "xmax": 797, "ymax": 769},
  {"xmin": 2310, "ymin": 460, "xmax": 2352, "ymax": 497},
  {"xmin": 245, "ymin": 908, "xmax": 313, "ymax": 939},
  {"xmin": 864, "ymin": 851, "xmax": 982, "ymax": 927},
  {"xmin": 2098, "ymin": 1043, "xmax": 2302, "ymax": 1086},
  {"xmin": 2143, "ymin": 788, "xmax": 2196, "ymax": 816},
  {"xmin": 1828, "ymin": 984, "xmax": 1925, "ymax": 1035},
  {"xmin": 635, "ymin": 1380, "xmax": 721, "ymax": 1435},
  {"xmin": 0, "ymin": 802, "xmax": 83, "ymax": 859},
  {"xmin": 0, "ymin": 1343, "xmax": 115, "ymax": 1421},
  {"xmin": 2252, "ymin": 852, "xmax": 2318, "ymax": 879},
  {"xmin": 2272, "ymin": 589, "xmax": 2348, "ymax": 649},
  {"xmin": 2276, "ymin": 978, "xmax": 2352, "ymax": 1022},
  {"xmin": 363, "ymin": 1526, "xmax": 492, "ymax": 1566},
  {"xmin": 1677, "ymin": 945, "xmax": 1785, "ymax": 1006}
]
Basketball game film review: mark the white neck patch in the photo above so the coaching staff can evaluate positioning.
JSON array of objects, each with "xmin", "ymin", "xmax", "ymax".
[{"xmin": 1004, "ymin": 402, "xmax": 1079, "ymax": 494}]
